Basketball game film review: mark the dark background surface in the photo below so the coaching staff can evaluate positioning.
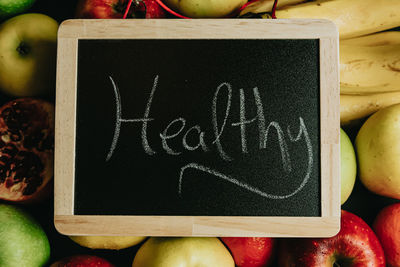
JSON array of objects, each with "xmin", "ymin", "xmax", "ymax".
[
  {"xmin": 0, "ymin": 0, "xmax": 398, "ymax": 266},
  {"xmin": 75, "ymin": 39, "xmax": 320, "ymax": 217}
]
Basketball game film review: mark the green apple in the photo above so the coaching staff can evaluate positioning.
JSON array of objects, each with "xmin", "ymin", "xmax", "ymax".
[
  {"xmin": 0, "ymin": 13, "xmax": 58, "ymax": 96},
  {"xmin": 132, "ymin": 237, "xmax": 234, "ymax": 267},
  {"xmin": 163, "ymin": 0, "xmax": 247, "ymax": 18},
  {"xmin": 356, "ymin": 104, "xmax": 400, "ymax": 199},
  {"xmin": 0, "ymin": 0, "xmax": 36, "ymax": 18},
  {"xmin": 341, "ymin": 128, "xmax": 357, "ymax": 204},
  {"xmin": 0, "ymin": 204, "xmax": 50, "ymax": 267}
]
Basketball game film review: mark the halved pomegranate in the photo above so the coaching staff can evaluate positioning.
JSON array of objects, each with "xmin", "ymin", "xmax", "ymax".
[{"xmin": 0, "ymin": 98, "xmax": 54, "ymax": 202}]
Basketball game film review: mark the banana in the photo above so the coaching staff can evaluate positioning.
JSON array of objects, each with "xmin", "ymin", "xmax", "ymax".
[
  {"xmin": 241, "ymin": 0, "xmax": 400, "ymax": 39},
  {"xmin": 340, "ymin": 85, "xmax": 400, "ymax": 95},
  {"xmin": 340, "ymin": 91, "xmax": 400, "ymax": 125},
  {"xmin": 341, "ymin": 31, "xmax": 400, "ymax": 47},
  {"xmin": 340, "ymin": 44, "xmax": 400, "ymax": 92},
  {"xmin": 239, "ymin": 0, "xmax": 306, "ymax": 15}
]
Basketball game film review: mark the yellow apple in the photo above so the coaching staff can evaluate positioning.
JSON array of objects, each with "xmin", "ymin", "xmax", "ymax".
[
  {"xmin": 356, "ymin": 103, "xmax": 400, "ymax": 199},
  {"xmin": 69, "ymin": 236, "xmax": 146, "ymax": 250},
  {"xmin": 163, "ymin": 0, "xmax": 247, "ymax": 18},
  {"xmin": 0, "ymin": 13, "xmax": 58, "ymax": 96},
  {"xmin": 132, "ymin": 237, "xmax": 234, "ymax": 267},
  {"xmin": 341, "ymin": 128, "xmax": 357, "ymax": 204}
]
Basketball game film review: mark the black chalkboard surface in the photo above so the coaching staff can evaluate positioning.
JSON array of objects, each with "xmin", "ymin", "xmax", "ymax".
[
  {"xmin": 55, "ymin": 20, "xmax": 340, "ymax": 237},
  {"xmin": 75, "ymin": 39, "xmax": 320, "ymax": 216}
]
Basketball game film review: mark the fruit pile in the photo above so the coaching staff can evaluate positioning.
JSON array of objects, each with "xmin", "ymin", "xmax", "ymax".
[{"xmin": 0, "ymin": 0, "xmax": 400, "ymax": 266}]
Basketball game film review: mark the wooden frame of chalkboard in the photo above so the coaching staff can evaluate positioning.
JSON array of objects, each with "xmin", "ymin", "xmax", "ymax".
[{"xmin": 55, "ymin": 19, "xmax": 340, "ymax": 237}]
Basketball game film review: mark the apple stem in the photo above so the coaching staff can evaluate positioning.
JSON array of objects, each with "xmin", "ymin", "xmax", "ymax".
[
  {"xmin": 271, "ymin": 0, "xmax": 278, "ymax": 19},
  {"xmin": 16, "ymin": 42, "xmax": 31, "ymax": 56},
  {"xmin": 123, "ymin": 0, "xmax": 134, "ymax": 19}
]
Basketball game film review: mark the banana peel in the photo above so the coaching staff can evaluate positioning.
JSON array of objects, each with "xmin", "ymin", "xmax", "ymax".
[
  {"xmin": 341, "ymin": 31, "xmax": 400, "ymax": 47},
  {"xmin": 341, "ymin": 91, "xmax": 400, "ymax": 125},
  {"xmin": 340, "ymin": 85, "xmax": 400, "ymax": 96},
  {"xmin": 340, "ymin": 44, "xmax": 400, "ymax": 92}
]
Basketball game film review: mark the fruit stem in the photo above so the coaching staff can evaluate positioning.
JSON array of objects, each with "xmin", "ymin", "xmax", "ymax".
[
  {"xmin": 123, "ymin": 0, "xmax": 134, "ymax": 19},
  {"xmin": 16, "ymin": 42, "xmax": 31, "ymax": 57},
  {"xmin": 271, "ymin": 0, "xmax": 279, "ymax": 19}
]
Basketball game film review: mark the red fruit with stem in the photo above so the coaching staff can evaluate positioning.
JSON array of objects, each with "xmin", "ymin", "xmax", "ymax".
[
  {"xmin": 279, "ymin": 210, "xmax": 385, "ymax": 267},
  {"xmin": 76, "ymin": 0, "xmax": 130, "ymax": 18},
  {"xmin": 76, "ymin": 0, "xmax": 165, "ymax": 19},
  {"xmin": 0, "ymin": 98, "xmax": 54, "ymax": 203}
]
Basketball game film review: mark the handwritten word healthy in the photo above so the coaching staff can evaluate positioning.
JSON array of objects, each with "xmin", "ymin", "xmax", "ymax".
[{"xmin": 107, "ymin": 75, "xmax": 313, "ymax": 199}]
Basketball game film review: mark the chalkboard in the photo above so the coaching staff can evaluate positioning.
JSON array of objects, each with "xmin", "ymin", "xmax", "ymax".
[{"xmin": 55, "ymin": 19, "xmax": 340, "ymax": 237}]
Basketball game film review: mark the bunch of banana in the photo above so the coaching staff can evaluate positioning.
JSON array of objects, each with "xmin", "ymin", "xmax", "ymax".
[
  {"xmin": 340, "ymin": 31, "xmax": 400, "ymax": 125},
  {"xmin": 240, "ymin": 0, "xmax": 400, "ymax": 39}
]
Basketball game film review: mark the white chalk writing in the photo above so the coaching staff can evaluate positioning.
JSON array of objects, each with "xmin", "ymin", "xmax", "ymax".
[{"xmin": 106, "ymin": 75, "xmax": 314, "ymax": 200}]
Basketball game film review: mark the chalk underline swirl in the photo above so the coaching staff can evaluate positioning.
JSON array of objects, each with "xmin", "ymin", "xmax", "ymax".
[{"xmin": 178, "ymin": 118, "xmax": 313, "ymax": 200}]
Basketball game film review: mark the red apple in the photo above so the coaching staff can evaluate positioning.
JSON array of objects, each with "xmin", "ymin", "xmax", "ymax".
[
  {"xmin": 373, "ymin": 203, "xmax": 400, "ymax": 267},
  {"xmin": 76, "ymin": 0, "xmax": 165, "ymax": 19},
  {"xmin": 140, "ymin": 0, "xmax": 166, "ymax": 18},
  {"xmin": 221, "ymin": 237, "xmax": 275, "ymax": 267},
  {"xmin": 50, "ymin": 255, "xmax": 115, "ymax": 267},
  {"xmin": 279, "ymin": 210, "xmax": 385, "ymax": 266}
]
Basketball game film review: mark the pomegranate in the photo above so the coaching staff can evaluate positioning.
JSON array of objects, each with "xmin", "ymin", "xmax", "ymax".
[{"xmin": 0, "ymin": 98, "xmax": 54, "ymax": 202}]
